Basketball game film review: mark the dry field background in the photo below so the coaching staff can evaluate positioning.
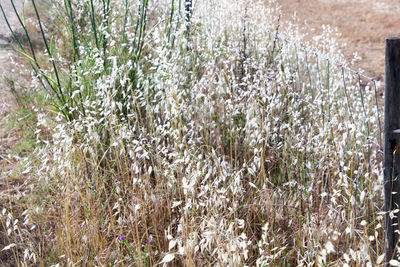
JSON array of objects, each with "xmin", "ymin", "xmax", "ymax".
[{"xmin": 276, "ymin": 0, "xmax": 400, "ymax": 81}]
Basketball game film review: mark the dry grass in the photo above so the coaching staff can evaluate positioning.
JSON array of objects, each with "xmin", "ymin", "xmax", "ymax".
[{"xmin": 0, "ymin": 0, "xmax": 386, "ymax": 266}]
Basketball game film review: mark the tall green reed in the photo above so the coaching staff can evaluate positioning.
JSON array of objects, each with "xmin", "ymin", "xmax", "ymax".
[{"xmin": 0, "ymin": 0, "xmax": 154, "ymax": 122}]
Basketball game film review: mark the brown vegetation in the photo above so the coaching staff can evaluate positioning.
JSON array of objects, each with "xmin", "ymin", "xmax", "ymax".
[{"xmin": 276, "ymin": 0, "xmax": 400, "ymax": 80}]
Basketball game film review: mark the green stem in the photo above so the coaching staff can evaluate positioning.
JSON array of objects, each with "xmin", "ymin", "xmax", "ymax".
[
  {"xmin": 89, "ymin": 0, "xmax": 99, "ymax": 49},
  {"xmin": 64, "ymin": 0, "xmax": 79, "ymax": 61},
  {"xmin": 31, "ymin": 0, "xmax": 66, "ymax": 106}
]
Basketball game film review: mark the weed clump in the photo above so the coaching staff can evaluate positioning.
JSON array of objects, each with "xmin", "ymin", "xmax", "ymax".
[{"xmin": 0, "ymin": 0, "xmax": 384, "ymax": 266}]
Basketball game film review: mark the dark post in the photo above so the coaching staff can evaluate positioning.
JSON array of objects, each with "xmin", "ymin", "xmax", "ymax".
[
  {"xmin": 184, "ymin": 0, "xmax": 192, "ymax": 41},
  {"xmin": 385, "ymin": 37, "xmax": 400, "ymax": 265},
  {"xmin": 185, "ymin": 0, "xmax": 192, "ymax": 23}
]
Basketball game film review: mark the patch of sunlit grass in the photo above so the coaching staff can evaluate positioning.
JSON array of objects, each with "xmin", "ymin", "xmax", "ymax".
[{"xmin": 0, "ymin": 0, "xmax": 385, "ymax": 266}]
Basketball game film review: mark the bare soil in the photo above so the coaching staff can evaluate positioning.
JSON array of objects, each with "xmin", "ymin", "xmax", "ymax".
[{"xmin": 276, "ymin": 0, "xmax": 400, "ymax": 81}]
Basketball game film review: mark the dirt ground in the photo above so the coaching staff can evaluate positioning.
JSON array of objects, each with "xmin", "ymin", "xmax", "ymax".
[{"xmin": 276, "ymin": 0, "xmax": 400, "ymax": 81}]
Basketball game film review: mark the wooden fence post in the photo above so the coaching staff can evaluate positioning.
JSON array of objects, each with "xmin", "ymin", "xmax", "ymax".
[
  {"xmin": 385, "ymin": 37, "xmax": 400, "ymax": 265},
  {"xmin": 185, "ymin": 0, "xmax": 192, "ymax": 23}
]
